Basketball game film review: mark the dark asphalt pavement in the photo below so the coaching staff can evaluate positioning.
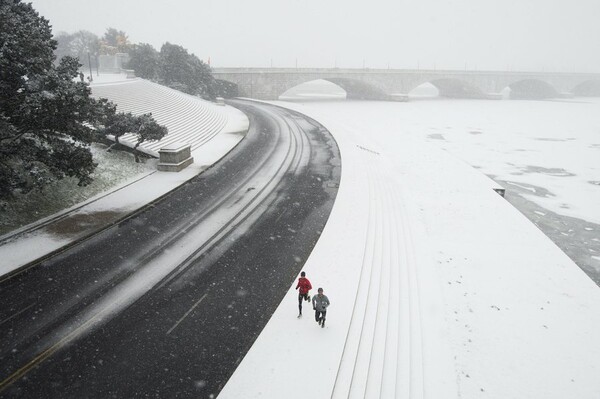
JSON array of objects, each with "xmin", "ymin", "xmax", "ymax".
[{"xmin": 0, "ymin": 100, "xmax": 341, "ymax": 398}]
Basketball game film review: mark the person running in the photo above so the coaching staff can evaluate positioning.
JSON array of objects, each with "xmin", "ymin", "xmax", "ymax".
[
  {"xmin": 312, "ymin": 287, "xmax": 330, "ymax": 328},
  {"xmin": 295, "ymin": 271, "xmax": 312, "ymax": 318}
]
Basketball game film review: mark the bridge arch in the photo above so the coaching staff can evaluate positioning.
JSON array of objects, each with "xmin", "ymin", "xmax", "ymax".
[
  {"xmin": 572, "ymin": 80, "xmax": 600, "ymax": 96},
  {"xmin": 504, "ymin": 79, "xmax": 559, "ymax": 99},
  {"xmin": 408, "ymin": 78, "xmax": 486, "ymax": 99},
  {"xmin": 279, "ymin": 79, "xmax": 345, "ymax": 100},
  {"xmin": 280, "ymin": 77, "xmax": 390, "ymax": 100},
  {"xmin": 408, "ymin": 82, "xmax": 440, "ymax": 98},
  {"xmin": 323, "ymin": 78, "xmax": 390, "ymax": 100}
]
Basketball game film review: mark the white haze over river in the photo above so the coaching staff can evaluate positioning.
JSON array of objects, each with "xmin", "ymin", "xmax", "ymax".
[{"xmin": 281, "ymin": 81, "xmax": 600, "ymax": 283}]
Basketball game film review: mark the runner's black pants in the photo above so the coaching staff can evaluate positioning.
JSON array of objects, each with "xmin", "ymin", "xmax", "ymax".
[
  {"xmin": 315, "ymin": 310, "xmax": 326, "ymax": 323},
  {"xmin": 298, "ymin": 293, "xmax": 309, "ymax": 314}
]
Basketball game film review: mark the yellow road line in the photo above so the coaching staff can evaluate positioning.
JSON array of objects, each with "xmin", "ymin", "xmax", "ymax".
[
  {"xmin": 0, "ymin": 302, "xmax": 113, "ymax": 392},
  {"xmin": 166, "ymin": 293, "xmax": 208, "ymax": 335},
  {"xmin": 0, "ymin": 303, "xmax": 36, "ymax": 327}
]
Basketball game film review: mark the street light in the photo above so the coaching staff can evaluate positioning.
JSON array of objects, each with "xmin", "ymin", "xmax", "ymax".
[{"xmin": 87, "ymin": 52, "xmax": 93, "ymax": 82}]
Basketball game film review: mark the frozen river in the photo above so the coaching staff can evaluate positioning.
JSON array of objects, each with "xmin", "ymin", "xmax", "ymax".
[{"xmin": 280, "ymin": 86, "xmax": 600, "ymax": 285}]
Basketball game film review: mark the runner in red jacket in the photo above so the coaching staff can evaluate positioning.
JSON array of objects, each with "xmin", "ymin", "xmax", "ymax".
[{"xmin": 295, "ymin": 271, "xmax": 312, "ymax": 318}]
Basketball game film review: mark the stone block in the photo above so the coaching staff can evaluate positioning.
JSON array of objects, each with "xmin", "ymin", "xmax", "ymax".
[{"xmin": 158, "ymin": 142, "xmax": 194, "ymax": 172}]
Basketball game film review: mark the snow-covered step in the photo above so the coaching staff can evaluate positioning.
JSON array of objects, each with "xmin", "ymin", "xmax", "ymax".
[
  {"xmin": 391, "ymin": 179, "xmax": 425, "ymax": 399},
  {"xmin": 331, "ymin": 157, "xmax": 425, "ymax": 399},
  {"xmin": 331, "ymin": 159, "xmax": 380, "ymax": 399},
  {"xmin": 90, "ymin": 79, "xmax": 228, "ymax": 156},
  {"xmin": 362, "ymin": 164, "xmax": 393, "ymax": 399}
]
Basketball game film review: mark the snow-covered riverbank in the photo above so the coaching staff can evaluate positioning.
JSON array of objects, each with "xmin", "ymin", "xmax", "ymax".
[
  {"xmin": 220, "ymin": 98, "xmax": 600, "ymax": 399},
  {"xmin": 277, "ymin": 97, "xmax": 600, "ymax": 283}
]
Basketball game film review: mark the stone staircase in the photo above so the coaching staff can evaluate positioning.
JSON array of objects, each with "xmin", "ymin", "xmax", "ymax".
[
  {"xmin": 331, "ymin": 160, "xmax": 425, "ymax": 399},
  {"xmin": 91, "ymin": 79, "xmax": 227, "ymax": 156}
]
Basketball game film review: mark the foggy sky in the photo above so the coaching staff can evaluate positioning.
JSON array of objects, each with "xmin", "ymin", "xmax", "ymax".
[{"xmin": 29, "ymin": 0, "xmax": 600, "ymax": 73}]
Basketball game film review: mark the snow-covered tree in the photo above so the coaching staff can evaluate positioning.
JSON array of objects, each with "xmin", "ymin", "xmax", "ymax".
[
  {"xmin": 159, "ymin": 42, "xmax": 216, "ymax": 100},
  {"xmin": 100, "ymin": 27, "xmax": 130, "ymax": 55},
  {"xmin": 54, "ymin": 30, "xmax": 100, "ymax": 71},
  {"xmin": 0, "ymin": 1, "xmax": 166, "ymax": 199},
  {"xmin": 127, "ymin": 42, "xmax": 234, "ymax": 99},
  {"xmin": 100, "ymin": 105, "xmax": 167, "ymax": 161},
  {"xmin": 215, "ymin": 79, "xmax": 239, "ymax": 98},
  {"xmin": 127, "ymin": 43, "xmax": 160, "ymax": 79}
]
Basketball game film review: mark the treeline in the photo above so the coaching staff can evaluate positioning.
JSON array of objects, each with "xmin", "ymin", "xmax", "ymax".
[
  {"xmin": 128, "ymin": 42, "xmax": 217, "ymax": 100},
  {"xmin": 0, "ymin": 2, "xmax": 167, "ymax": 200},
  {"xmin": 54, "ymin": 27, "xmax": 130, "ymax": 65},
  {"xmin": 55, "ymin": 29, "xmax": 236, "ymax": 100}
]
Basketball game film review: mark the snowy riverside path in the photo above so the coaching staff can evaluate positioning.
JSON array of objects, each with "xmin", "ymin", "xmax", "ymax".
[{"xmin": 219, "ymin": 100, "xmax": 600, "ymax": 399}]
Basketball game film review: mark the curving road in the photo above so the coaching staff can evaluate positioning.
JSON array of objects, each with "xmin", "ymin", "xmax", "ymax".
[{"xmin": 0, "ymin": 100, "xmax": 341, "ymax": 398}]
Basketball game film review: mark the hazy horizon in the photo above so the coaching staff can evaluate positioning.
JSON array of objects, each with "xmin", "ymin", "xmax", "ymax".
[{"xmin": 30, "ymin": 0, "xmax": 600, "ymax": 73}]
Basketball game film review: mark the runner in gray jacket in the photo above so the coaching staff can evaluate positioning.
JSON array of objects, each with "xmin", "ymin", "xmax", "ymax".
[{"xmin": 312, "ymin": 288, "xmax": 330, "ymax": 328}]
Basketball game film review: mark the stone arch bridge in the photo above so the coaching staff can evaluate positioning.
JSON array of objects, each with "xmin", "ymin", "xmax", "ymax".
[{"xmin": 212, "ymin": 68, "xmax": 600, "ymax": 100}]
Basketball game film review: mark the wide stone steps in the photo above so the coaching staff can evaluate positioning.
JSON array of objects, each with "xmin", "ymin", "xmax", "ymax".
[
  {"xmin": 90, "ymin": 79, "xmax": 227, "ymax": 156},
  {"xmin": 332, "ymin": 157, "xmax": 424, "ymax": 399}
]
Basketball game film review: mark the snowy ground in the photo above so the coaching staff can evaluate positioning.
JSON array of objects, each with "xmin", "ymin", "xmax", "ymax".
[
  {"xmin": 220, "ymin": 97, "xmax": 600, "ymax": 398},
  {"xmin": 293, "ymin": 98, "xmax": 600, "ymax": 283},
  {"xmin": 280, "ymin": 89, "xmax": 600, "ymax": 282},
  {"xmin": 0, "ymin": 143, "xmax": 156, "ymax": 235},
  {"xmin": 386, "ymin": 98, "xmax": 600, "ymax": 225}
]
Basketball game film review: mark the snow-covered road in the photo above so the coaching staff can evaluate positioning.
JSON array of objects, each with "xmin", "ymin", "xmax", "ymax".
[{"xmin": 0, "ymin": 101, "xmax": 340, "ymax": 397}]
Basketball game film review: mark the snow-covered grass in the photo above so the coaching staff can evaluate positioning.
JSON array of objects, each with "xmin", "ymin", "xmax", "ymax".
[{"xmin": 0, "ymin": 143, "xmax": 156, "ymax": 235}]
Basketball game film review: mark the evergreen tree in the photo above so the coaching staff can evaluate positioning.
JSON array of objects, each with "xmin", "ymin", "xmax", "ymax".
[
  {"xmin": 214, "ymin": 79, "xmax": 239, "ymax": 98},
  {"xmin": 127, "ymin": 43, "xmax": 159, "ymax": 79},
  {"xmin": 100, "ymin": 27, "xmax": 130, "ymax": 54},
  {"xmin": 159, "ymin": 42, "xmax": 216, "ymax": 100},
  {"xmin": 100, "ymin": 106, "xmax": 167, "ymax": 161},
  {"xmin": 54, "ymin": 30, "xmax": 100, "ymax": 71},
  {"xmin": 0, "ymin": 1, "xmax": 166, "ymax": 199},
  {"xmin": 127, "ymin": 42, "xmax": 223, "ymax": 99}
]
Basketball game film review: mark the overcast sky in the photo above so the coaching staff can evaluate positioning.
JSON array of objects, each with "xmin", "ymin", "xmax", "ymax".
[{"xmin": 30, "ymin": 0, "xmax": 600, "ymax": 72}]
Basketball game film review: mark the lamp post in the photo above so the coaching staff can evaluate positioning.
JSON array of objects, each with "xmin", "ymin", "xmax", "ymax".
[{"xmin": 87, "ymin": 52, "xmax": 93, "ymax": 82}]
